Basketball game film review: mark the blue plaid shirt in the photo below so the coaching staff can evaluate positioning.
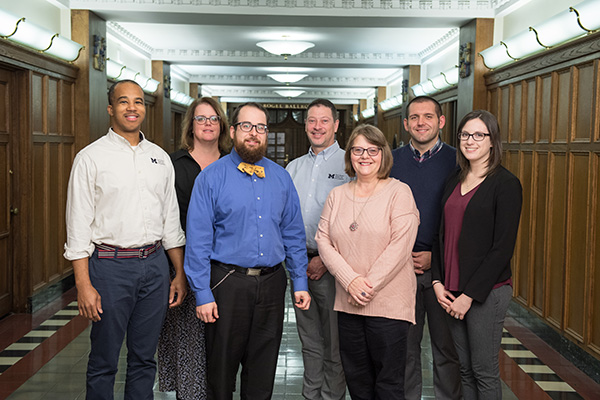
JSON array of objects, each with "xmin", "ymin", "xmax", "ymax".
[{"xmin": 409, "ymin": 138, "xmax": 444, "ymax": 163}]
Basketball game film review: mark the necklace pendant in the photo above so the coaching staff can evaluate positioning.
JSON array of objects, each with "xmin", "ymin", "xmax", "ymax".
[{"xmin": 349, "ymin": 221, "xmax": 358, "ymax": 231}]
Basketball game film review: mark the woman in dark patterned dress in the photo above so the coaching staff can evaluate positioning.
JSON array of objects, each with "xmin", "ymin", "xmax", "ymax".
[{"xmin": 158, "ymin": 97, "xmax": 230, "ymax": 400}]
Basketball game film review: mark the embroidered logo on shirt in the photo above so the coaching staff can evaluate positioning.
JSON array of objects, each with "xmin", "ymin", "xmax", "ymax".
[
  {"xmin": 328, "ymin": 173, "xmax": 346, "ymax": 180},
  {"xmin": 150, "ymin": 157, "xmax": 165, "ymax": 165}
]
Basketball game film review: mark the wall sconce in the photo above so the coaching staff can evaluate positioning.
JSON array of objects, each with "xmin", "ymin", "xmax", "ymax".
[
  {"xmin": 479, "ymin": 42, "xmax": 513, "ymax": 69},
  {"xmin": 571, "ymin": 0, "xmax": 600, "ymax": 32},
  {"xmin": 480, "ymin": 0, "xmax": 600, "ymax": 70},
  {"xmin": 361, "ymin": 108, "xmax": 375, "ymax": 119},
  {"xmin": 441, "ymin": 66, "xmax": 459, "ymax": 85},
  {"xmin": 0, "ymin": 9, "xmax": 83, "ymax": 62},
  {"xmin": 410, "ymin": 66, "xmax": 460, "ymax": 96},
  {"xmin": 106, "ymin": 59, "xmax": 159, "ymax": 93},
  {"xmin": 107, "ymin": 59, "xmax": 126, "ymax": 79},
  {"xmin": 170, "ymin": 89, "xmax": 193, "ymax": 106},
  {"xmin": 353, "ymin": 114, "xmax": 359, "ymax": 122},
  {"xmin": 379, "ymin": 95, "xmax": 402, "ymax": 111},
  {"xmin": 411, "ymin": 83, "xmax": 426, "ymax": 97},
  {"xmin": 134, "ymin": 73, "xmax": 159, "ymax": 93},
  {"xmin": 421, "ymin": 80, "xmax": 437, "ymax": 94},
  {"xmin": 429, "ymin": 74, "xmax": 447, "ymax": 91},
  {"xmin": 142, "ymin": 77, "xmax": 160, "ymax": 93}
]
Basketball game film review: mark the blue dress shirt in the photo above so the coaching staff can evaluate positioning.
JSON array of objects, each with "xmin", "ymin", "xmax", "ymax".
[{"xmin": 185, "ymin": 148, "xmax": 309, "ymax": 306}]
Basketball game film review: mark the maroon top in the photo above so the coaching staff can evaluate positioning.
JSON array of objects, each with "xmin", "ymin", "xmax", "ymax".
[
  {"xmin": 443, "ymin": 183, "xmax": 479, "ymax": 291},
  {"xmin": 443, "ymin": 181, "xmax": 512, "ymax": 293}
]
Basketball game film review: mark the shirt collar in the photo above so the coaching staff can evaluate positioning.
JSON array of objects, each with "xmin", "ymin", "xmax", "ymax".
[
  {"xmin": 108, "ymin": 128, "xmax": 147, "ymax": 149},
  {"xmin": 309, "ymin": 141, "xmax": 341, "ymax": 161},
  {"xmin": 409, "ymin": 138, "xmax": 443, "ymax": 162}
]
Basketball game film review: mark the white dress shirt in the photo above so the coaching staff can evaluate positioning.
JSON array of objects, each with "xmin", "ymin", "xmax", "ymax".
[
  {"xmin": 64, "ymin": 129, "xmax": 185, "ymax": 261},
  {"xmin": 286, "ymin": 141, "xmax": 350, "ymax": 250}
]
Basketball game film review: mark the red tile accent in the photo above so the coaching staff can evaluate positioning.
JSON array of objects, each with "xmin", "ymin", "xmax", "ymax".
[{"xmin": 504, "ymin": 317, "xmax": 600, "ymax": 400}]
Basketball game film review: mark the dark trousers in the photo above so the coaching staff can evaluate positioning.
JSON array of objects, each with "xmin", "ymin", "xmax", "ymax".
[
  {"xmin": 446, "ymin": 285, "xmax": 512, "ymax": 400},
  {"xmin": 338, "ymin": 312, "xmax": 410, "ymax": 400},
  {"xmin": 405, "ymin": 271, "xmax": 461, "ymax": 400},
  {"xmin": 86, "ymin": 247, "xmax": 170, "ymax": 400},
  {"xmin": 205, "ymin": 263, "xmax": 287, "ymax": 400}
]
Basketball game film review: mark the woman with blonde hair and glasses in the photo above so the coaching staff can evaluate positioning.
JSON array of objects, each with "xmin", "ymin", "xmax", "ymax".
[
  {"xmin": 158, "ymin": 97, "xmax": 230, "ymax": 400},
  {"xmin": 316, "ymin": 124, "xmax": 419, "ymax": 399},
  {"xmin": 432, "ymin": 109, "xmax": 522, "ymax": 399}
]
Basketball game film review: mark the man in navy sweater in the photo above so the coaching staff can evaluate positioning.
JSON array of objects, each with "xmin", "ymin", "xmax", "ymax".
[{"xmin": 390, "ymin": 96, "xmax": 462, "ymax": 400}]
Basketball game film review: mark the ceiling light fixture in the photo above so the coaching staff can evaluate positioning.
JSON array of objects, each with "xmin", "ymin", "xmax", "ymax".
[
  {"xmin": 0, "ymin": 9, "xmax": 83, "ymax": 62},
  {"xmin": 268, "ymin": 74, "xmax": 308, "ymax": 83},
  {"xmin": 274, "ymin": 90, "xmax": 305, "ymax": 98},
  {"xmin": 257, "ymin": 38, "xmax": 314, "ymax": 59}
]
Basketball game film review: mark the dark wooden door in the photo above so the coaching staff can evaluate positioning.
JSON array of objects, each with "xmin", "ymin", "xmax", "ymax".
[{"xmin": 0, "ymin": 67, "xmax": 14, "ymax": 317}]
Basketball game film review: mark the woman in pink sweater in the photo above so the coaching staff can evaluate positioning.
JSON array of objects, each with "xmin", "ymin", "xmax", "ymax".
[{"xmin": 316, "ymin": 124, "xmax": 419, "ymax": 399}]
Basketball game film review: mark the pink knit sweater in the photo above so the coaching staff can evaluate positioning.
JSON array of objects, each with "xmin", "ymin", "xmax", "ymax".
[{"xmin": 315, "ymin": 178, "xmax": 419, "ymax": 323}]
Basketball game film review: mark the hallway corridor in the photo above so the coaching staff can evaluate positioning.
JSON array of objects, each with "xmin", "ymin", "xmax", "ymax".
[{"xmin": 0, "ymin": 287, "xmax": 598, "ymax": 399}]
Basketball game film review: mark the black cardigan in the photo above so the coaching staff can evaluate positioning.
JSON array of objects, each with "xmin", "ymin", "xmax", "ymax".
[{"xmin": 431, "ymin": 166, "xmax": 522, "ymax": 303}]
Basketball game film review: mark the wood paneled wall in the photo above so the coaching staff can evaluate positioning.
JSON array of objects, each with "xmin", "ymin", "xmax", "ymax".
[
  {"xmin": 0, "ymin": 39, "xmax": 78, "ymax": 312},
  {"xmin": 485, "ymin": 32, "xmax": 600, "ymax": 359},
  {"xmin": 31, "ymin": 73, "xmax": 76, "ymax": 292}
]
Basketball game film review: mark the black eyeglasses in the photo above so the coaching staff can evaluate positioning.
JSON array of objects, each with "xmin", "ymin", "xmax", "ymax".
[
  {"xmin": 350, "ymin": 146, "xmax": 381, "ymax": 157},
  {"xmin": 194, "ymin": 115, "xmax": 220, "ymax": 125},
  {"xmin": 235, "ymin": 121, "xmax": 269, "ymax": 134},
  {"xmin": 457, "ymin": 132, "xmax": 490, "ymax": 141}
]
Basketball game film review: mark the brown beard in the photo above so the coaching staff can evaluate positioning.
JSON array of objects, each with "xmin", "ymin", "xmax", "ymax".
[{"xmin": 234, "ymin": 134, "xmax": 267, "ymax": 164}]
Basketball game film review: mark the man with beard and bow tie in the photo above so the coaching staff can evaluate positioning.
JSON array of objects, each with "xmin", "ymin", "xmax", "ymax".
[{"xmin": 184, "ymin": 102, "xmax": 311, "ymax": 400}]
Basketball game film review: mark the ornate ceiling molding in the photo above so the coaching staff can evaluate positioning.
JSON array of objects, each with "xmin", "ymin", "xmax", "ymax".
[
  {"xmin": 107, "ymin": 22, "xmax": 419, "ymax": 65},
  {"xmin": 194, "ymin": 75, "xmax": 386, "ymax": 86},
  {"xmin": 74, "ymin": 0, "xmax": 496, "ymax": 12},
  {"xmin": 418, "ymin": 27, "xmax": 459, "ymax": 60},
  {"xmin": 107, "ymin": 21, "xmax": 154, "ymax": 57},
  {"xmin": 153, "ymin": 48, "xmax": 419, "ymax": 65},
  {"xmin": 206, "ymin": 86, "xmax": 373, "ymax": 97}
]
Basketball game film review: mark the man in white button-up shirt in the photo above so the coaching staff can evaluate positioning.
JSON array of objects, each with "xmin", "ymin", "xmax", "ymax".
[{"xmin": 64, "ymin": 80, "xmax": 186, "ymax": 400}]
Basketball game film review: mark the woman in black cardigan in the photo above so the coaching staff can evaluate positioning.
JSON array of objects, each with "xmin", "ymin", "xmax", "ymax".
[{"xmin": 432, "ymin": 110, "xmax": 522, "ymax": 400}]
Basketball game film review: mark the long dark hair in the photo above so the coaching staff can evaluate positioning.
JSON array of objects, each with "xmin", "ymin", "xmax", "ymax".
[{"xmin": 456, "ymin": 109, "xmax": 502, "ymax": 181}]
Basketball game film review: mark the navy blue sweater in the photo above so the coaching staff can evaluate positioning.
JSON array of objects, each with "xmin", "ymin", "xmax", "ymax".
[{"xmin": 390, "ymin": 144, "xmax": 457, "ymax": 252}]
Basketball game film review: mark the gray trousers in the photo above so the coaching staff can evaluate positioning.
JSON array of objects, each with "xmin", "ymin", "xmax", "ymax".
[
  {"xmin": 404, "ymin": 271, "xmax": 462, "ymax": 400},
  {"xmin": 446, "ymin": 284, "xmax": 512, "ymax": 400},
  {"xmin": 292, "ymin": 271, "xmax": 346, "ymax": 400}
]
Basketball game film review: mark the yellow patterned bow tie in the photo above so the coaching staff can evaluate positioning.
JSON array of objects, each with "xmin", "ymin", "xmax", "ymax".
[{"xmin": 237, "ymin": 162, "xmax": 265, "ymax": 178}]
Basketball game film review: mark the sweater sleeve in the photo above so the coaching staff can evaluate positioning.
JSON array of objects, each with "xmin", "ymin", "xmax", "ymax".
[{"xmin": 315, "ymin": 188, "xmax": 361, "ymax": 291}]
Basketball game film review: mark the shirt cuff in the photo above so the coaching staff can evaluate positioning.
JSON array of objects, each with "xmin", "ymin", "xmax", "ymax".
[
  {"xmin": 162, "ymin": 234, "xmax": 186, "ymax": 250},
  {"xmin": 195, "ymin": 289, "xmax": 215, "ymax": 306},
  {"xmin": 290, "ymin": 275, "xmax": 309, "ymax": 293},
  {"xmin": 63, "ymin": 243, "xmax": 95, "ymax": 261}
]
